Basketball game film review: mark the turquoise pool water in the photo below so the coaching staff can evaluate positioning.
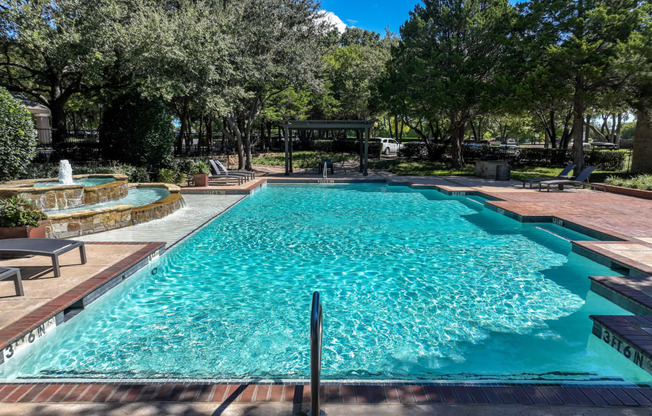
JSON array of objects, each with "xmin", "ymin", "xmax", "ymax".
[
  {"xmin": 2, "ymin": 184, "xmax": 649, "ymax": 382},
  {"xmin": 44, "ymin": 187, "xmax": 169, "ymax": 214},
  {"xmin": 33, "ymin": 177, "xmax": 115, "ymax": 188}
]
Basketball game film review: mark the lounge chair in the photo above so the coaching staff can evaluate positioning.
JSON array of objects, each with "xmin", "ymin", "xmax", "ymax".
[
  {"xmin": 522, "ymin": 164, "xmax": 575, "ymax": 188},
  {"xmin": 538, "ymin": 166, "xmax": 597, "ymax": 192},
  {"xmin": 0, "ymin": 267, "xmax": 23, "ymax": 296},
  {"xmin": 211, "ymin": 160, "xmax": 255, "ymax": 181},
  {"xmin": 0, "ymin": 239, "xmax": 86, "ymax": 277},
  {"xmin": 207, "ymin": 161, "xmax": 243, "ymax": 186}
]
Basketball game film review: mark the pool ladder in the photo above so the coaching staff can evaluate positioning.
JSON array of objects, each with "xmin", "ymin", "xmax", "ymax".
[
  {"xmin": 318, "ymin": 161, "xmax": 334, "ymax": 184},
  {"xmin": 309, "ymin": 291, "xmax": 324, "ymax": 415}
]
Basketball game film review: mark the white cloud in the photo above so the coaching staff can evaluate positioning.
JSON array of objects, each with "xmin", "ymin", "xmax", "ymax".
[{"xmin": 317, "ymin": 10, "xmax": 348, "ymax": 34}]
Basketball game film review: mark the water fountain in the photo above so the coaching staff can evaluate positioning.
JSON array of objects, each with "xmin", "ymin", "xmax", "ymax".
[
  {"xmin": 0, "ymin": 161, "xmax": 185, "ymax": 238},
  {"xmin": 58, "ymin": 160, "xmax": 74, "ymax": 185}
]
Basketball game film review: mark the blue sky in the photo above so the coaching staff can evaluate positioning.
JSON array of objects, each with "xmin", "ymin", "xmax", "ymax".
[{"xmin": 319, "ymin": 0, "xmax": 419, "ymax": 35}]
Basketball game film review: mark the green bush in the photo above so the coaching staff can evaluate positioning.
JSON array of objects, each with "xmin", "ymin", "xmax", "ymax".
[
  {"xmin": 606, "ymin": 174, "xmax": 652, "ymax": 191},
  {"xmin": 190, "ymin": 161, "xmax": 210, "ymax": 175},
  {"xmin": 585, "ymin": 150, "xmax": 626, "ymax": 171},
  {"xmin": 100, "ymin": 93, "xmax": 174, "ymax": 170},
  {"xmin": 157, "ymin": 168, "xmax": 185, "ymax": 185},
  {"xmin": 0, "ymin": 87, "xmax": 37, "ymax": 182},
  {"xmin": 0, "ymin": 196, "xmax": 47, "ymax": 227}
]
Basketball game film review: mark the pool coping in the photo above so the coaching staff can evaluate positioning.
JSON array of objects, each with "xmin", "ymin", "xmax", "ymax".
[
  {"xmin": 0, "ymin": 382, "xmax": 650, "ymax": 406},
  {"xmin": 1, "ymin": 177, "xmax": 652, "ymax": 405}
]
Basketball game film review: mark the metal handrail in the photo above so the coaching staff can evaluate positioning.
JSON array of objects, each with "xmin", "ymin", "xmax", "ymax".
[{"xmin": 310, "ymin": 291, "xmax": 323, "ymax": 416}]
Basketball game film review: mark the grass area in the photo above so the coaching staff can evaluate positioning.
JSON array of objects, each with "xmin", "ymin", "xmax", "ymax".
[
  {"xmin": 368, "ymin": 159, "xmax": 476, "ymax": 176},
  {"xmin": 606, "ymin": 174, "xmax": 652, "ymax": 191},
  {"xmin": 252, "ymin": 151, "xmax": 357, "ymax": 168}
]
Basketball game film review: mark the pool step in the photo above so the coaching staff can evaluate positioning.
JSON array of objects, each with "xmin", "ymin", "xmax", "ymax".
[{"xmin": 590, "ymin": 315, "xmax": 652, "ymax": 376}]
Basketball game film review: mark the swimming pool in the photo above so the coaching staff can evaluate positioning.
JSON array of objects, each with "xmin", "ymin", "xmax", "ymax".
[{"xmin": 2, "ymin": 184, "xmax": 649, "ymax": 383}]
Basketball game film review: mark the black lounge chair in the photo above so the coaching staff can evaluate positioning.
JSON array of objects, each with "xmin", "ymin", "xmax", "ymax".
[
  {"xmin": 538, "ymin": 166, "xmax": 597, "ymax": 192},
  {"xmin": 211, "ymin": 159, "xmax": 255, "ymax": 181},
  {"xmin": 0, "ymin": 267, "xmax": 23, "ymax": 296},
  {"xmin": 0, "ymin": 239, "xmax": 86, "ymax": 277},
  {"xmin": 208, "ymin": 160, "xmax": 244, "ymax": 185},
  {"xmin": 522, "ymin": 164, "xmax": 575, "ymax": 188}
]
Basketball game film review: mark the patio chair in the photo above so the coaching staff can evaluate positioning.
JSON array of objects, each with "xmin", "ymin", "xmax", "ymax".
[
  {"xmin": 207, "ymin": 161, "xmax": 244, "ymax": 186},
  {"xmin": 211, "ymin": 160, "xmax": 255, "ymax": 181},
  {"xmin": 522, "ymin": 164, "xmax": 575, "ymax": 188},
  {"xmin": 0, "ymin": 267, "xmax": 23, "ymax": 296},
  {"xmin": 0, "ymin": 238, "xmax": 86, "ymax": 278},
  {"xmin": 538, "ymin": 166, "xmax": 597, "ymax": 192}
]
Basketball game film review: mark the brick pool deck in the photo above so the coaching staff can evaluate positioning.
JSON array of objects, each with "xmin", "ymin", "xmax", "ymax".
[{"xmin": 2, "ymin": 170, "xmax": 652, "ymax": 414}]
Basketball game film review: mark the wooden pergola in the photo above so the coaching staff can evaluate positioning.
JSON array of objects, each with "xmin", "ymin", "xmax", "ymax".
[{"xmin": 282, "ymin": 120, "xmax": 375, "ymax": 176}]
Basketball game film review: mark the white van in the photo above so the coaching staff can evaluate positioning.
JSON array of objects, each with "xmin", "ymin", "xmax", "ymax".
[{"xmin": 372, "ymin": 137, "xmax": 402, "ymax": 155}]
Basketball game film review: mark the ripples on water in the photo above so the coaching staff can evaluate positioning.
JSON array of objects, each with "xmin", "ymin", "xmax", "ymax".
[{"xmin": 3, "ymin": 184, "xmax": 648, "ymax": 382}]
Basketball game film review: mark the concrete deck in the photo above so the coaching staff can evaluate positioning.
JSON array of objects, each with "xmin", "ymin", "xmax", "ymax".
[{"xmin": 76, "ymin": 194, "xmax": 245, "ymax": 249}]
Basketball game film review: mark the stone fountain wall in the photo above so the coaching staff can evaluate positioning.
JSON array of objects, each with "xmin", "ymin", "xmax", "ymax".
[
  {"xmin": 45, "ymin": 184, "xmax": 183, "ymax": 238},
  {"xmin": 0, "ymin": 185, "xmax": 85, "ymax": 211},
  {"xmin": 0, "ymin": 174, "xmax": 128, "ymax": 211}
]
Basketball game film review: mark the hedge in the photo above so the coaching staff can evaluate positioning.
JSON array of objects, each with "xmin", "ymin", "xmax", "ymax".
[
  {"xmin": 0, "ymin": 87, "xmax": 37, "ymax": 181},
  {"xmin": 460, "ymin": 147, "xmax": 626, "ymax": 170}
]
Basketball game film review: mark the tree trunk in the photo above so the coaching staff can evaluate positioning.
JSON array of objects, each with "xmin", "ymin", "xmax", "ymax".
[
  {"xmin": 226, "ymin": 116, "xmax": 245, "ymax": 170},
  {"xmin": 614, "ymin": 113, "xmax": 623, "ymax": 146},
  {"xmin": 50, "ymin": 99, "xmax": 67, "ymax": 149},
  {"xmin": 206, "ymin": 115, "xmax": 213, "ymax": 153},
  {"xmin": 549, "ymin": 110, "xmax": 557, "ymax": 148},
  {"xmin": 632, "ymin": 106, "xmax": 652, "ymax": 173},
  {"xmin": 572, "ymin": 89, "xmax": 585, "ymax": 174},
  {"xmin": 450, "ymin": 116, "xmax": 465, "ymax": 169}
]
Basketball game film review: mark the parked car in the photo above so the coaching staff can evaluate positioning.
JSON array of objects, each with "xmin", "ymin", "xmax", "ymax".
[
  {"xmin": 591, "ymin": 141, "xmax": 619, "ymax": 150},
  {"xmin": 506, "ymin": 138, "xmax": 517, "ymax": 145},
  {"xmin": 498, "ymin": 144, "xmax": 520, "ymax": 155},
  {"xmin": 372, "ymin": 137, "xmax": 402, "ymax": 155}
]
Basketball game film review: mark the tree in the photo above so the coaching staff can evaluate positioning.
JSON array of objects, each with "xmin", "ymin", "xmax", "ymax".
[
  {"xmin": 0, "ymin": 86, "xmax": 36, "ymax": 181},
  {"xmin": 528, "ymin": 0, "xmax": 643, "ymax": 172},
  {"xmin": 382, "ymin": 0, "xmax": 518, "ymax": 168},
  {"xmin": 323, "ymin": 28, "xmax": 391, "ymax": 120},
  {"xmin": 625, "ymin": 2, "xmax": 652, "ymax": 173},
  {"xmin": 100, "ymin": 92, "xmax": 174, "ymax": 169},
  {"xmin": 0, "ymin": 0, "xmax": 135, "ymax": 148},
  {"xmin": 217, "ymin": 0, "xmax": 326, "ymax": 170}
]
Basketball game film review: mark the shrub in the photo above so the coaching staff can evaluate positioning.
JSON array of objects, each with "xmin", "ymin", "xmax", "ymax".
[
  {"xmin": 399, "ymin": 142, "xmax": 429, "ymax": 159},
  {"xmin": 0, "ymin": 87, "xmax": 38, "ymax": 182},
  {"xmin": 100, "ymin": 93, "xmax": 174, "ymax": 170},
  {"xmin": 190, "ymin": 161, "xmax": 210, "ymax": 175},
  {"xmin": 0, "ymin": 196, "xmax": 47, "ymax": 227},
  {"xmin": 157, "ymin": 168, "xmax": 185, "ymax": 185},
  {"xmin": 585, "ymin": 150, "xmax": 626, "ymax": 171},
  {"xmin": 606, "ymin": 174, "xmax": 652, "ymax": 191}
]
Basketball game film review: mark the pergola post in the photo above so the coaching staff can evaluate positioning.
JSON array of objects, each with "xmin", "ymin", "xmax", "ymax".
[
  {"xmin": 289, "ymin": 130, "xmax": 294, "ymax": 173},
  {"xmin": 364, "ymin": 127, "xmax": 369, "ymax": 176},
  {"xmin": 284, "ymin": 125, "xmax": 290, "ymax": 176},
  {"xmin": 359, "ymin": 129, "xmax": 364, "ymax": 173}
]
